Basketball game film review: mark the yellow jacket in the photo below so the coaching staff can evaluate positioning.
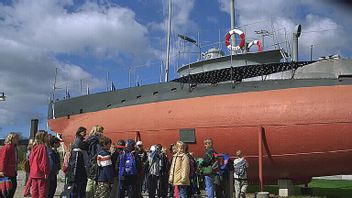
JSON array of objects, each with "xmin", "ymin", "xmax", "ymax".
[{"xmin": 168, "ymin": 152, "xmax": 190, "ymax": 186}]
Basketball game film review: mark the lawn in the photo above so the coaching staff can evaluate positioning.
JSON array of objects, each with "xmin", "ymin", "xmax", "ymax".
[{"xmin": 247, "ymin": 179, "xmax": 352, "ymax": 198}]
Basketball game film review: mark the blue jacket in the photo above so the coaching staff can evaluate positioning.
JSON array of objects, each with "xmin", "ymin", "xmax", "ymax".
[{"xmin": 96, "ymin": 148, "xmax": 114, "ymax": 183}]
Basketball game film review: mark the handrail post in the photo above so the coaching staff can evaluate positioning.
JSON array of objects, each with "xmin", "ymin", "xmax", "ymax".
[{"xmin": 258, "ymin": 126, "xmax": 264, "ymax": 192}]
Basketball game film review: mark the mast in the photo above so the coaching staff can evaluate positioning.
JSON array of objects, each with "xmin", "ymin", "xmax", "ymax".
[
  {"xmin": 165, "ymin": 0, "xmax": 172, "ymax": 82},
  {"xmin": 230, "ymin": 0, "xmax": 236, "ymax": 48}
]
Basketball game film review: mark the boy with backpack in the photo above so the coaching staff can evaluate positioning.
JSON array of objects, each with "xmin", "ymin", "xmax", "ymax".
[
  {"xmin": 110, "ymin": 139, "xmax": 125, "ymax": 198},
  {"xmin": 95, "ymin": 136, "xmax": 114, "ymax": 198},
  {"xmin": 233, "ymin": 150, "xmax": 249, "ymax": 198},
  {"xmin": 118, "ymin": 139, "xmax": 141, "ymax": 198}
]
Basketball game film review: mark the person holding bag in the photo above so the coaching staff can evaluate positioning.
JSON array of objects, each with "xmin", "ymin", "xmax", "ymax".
[{"xmin": 0, "ymin": 132, "xmax": 19, "ymax": 198}]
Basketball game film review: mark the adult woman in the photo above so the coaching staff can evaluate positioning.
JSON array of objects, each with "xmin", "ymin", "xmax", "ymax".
[
  {"xmin": 68, "ymin": 126, "xmax": 88, "ymax": 197},
  {"xmin": 0, "ymin": 132, "xmax": 19, "ymax": 197},
  {"xmin": 168, "ymin": 141, "xmax": 190, "ymax": 198},
  {"xmin": 86, "ymin": 125, "xmax": 104, "ymax": 198}
]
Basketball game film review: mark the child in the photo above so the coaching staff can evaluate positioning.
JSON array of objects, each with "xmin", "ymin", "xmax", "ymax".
[
  {"xmin": 30, "ymin": 131, "xmax": 50, "ymax": 198},
  {"xmin": 47, "ymin": 136, "xmax": 61, "ymax": 198},
  {"xmin": 24, "ymin": 139, "xmax": 34, "ymax": 197},
  {"xmin": 94, "ymin": 136, "xmax": 114, "ymax": 198}
]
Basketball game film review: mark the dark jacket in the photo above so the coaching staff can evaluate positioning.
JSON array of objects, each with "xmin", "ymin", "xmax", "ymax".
[
  {"xmin": 111, "ymin": 147, "xmax": 124, "ymax": 177},
  {"xmin": 96, "ymin": 148, "xmax": 114, "ymax": 183},
  {"xmin": 67, "ymin": 145, "xmax": 88, "ymax": 184},
  {"xmin": 86, "ymin": 135, "xmax": 101, "ymax": 179},
  {"xmin": 68, "ymin": 136, "xmax": 88, "ymax": 183},
  {"xmin": 202, "ymin": 148, "xmax": 215, "ymax": 167},
  {"xmin": 48, "ymin": 147, "xmax": 60, "ymax": 176}
]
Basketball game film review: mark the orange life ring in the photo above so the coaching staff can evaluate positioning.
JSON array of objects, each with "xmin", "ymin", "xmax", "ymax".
[
  {"xmin": 225, "ymin": 29, "xmax": 245, "ymax": 51},
  {"xmin": 248, "ymin": 40, "xmax": 263, "ymax": 52}
]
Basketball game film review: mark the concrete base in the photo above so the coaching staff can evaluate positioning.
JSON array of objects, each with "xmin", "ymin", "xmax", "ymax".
[
  {"xmin": 256, "ymin": 192, "xmax": 270, "ymax": 198},
  {"xmin": 301, "ymin": 186, "xmax": 313, "ymax": 196},
  {"xmin": 278, "ymin": 179, "xmax": 294, "ymax": 197}
]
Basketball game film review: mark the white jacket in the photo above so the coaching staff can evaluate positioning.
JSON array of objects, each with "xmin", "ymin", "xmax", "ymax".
[{"xmin": 233, "ymin": 157, "xmax": 249, "ymax": 179}]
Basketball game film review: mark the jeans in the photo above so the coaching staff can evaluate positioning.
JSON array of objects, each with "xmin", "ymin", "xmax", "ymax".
[
  {"xmin": 177, "ymin": 185, "xmax": 188, "ymax": 198},
  {"xmin": 147, "ymin": 175, "xmax": 158, "ymax": 198},
  {"xmin": 204, "ymin": 175, "xmax": 214, "ymax": 198},
  {"xmin": 48, "ymin": 175, "xmax": 57, "ymax": 198},
  {"xmin": 71, "ymin": 179, "xmax": 88, "ymax": 198}
]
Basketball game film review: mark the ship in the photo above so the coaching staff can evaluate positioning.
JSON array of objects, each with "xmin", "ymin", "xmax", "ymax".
[{"xmin": 48, "ymin": 1, "xmax": 352, "ymax": 184}]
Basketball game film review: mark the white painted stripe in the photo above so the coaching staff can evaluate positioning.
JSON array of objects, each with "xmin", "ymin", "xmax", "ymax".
[{"xmin": 97, "ymin": 154, "xmax": 112, "ymax": 167}]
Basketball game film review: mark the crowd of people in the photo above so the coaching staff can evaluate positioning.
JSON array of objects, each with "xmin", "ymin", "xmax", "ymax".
[{"xmin": 0, "ymin": 126, "xmax": 250, "ymax": 198}]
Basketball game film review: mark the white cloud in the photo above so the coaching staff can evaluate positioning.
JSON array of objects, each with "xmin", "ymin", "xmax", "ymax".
[
  {"xmin": 218, "ymin": 0, "xmax": 352, "ymax": 58},
  {"xmin": 0, "ymin": 0, "xmax": 154, "ymax": 133}
]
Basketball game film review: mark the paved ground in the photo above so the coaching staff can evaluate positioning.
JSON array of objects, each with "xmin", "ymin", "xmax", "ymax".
[
  {"xmin": 14, "ymin": 171, "xmax": 65, "ymax": 197},
  {"xmin": 13, "ymin": 171, "xmax": 261, "ymax": 198}
]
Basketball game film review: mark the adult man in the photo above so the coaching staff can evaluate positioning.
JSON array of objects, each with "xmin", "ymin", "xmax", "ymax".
[
  {"xmin": 233, "ymin": 150, "xmax": 249, "ymax": 198},
  {"xmin": 201, "ymin": 138, "xmax": 216, "ymax": 198}
]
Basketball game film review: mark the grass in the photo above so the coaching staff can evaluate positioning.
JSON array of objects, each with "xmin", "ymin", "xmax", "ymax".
[{"xmin": 246, "ymin": 179, "xmax": 352, "ymax": 198}]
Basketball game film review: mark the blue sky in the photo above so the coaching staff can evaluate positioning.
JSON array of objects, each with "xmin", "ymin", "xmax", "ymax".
[{"xmin": 0, "ymin": 0, "xmax": 351, "ymax": 138}]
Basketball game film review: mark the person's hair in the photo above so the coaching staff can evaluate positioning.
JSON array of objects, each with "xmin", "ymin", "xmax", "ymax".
[
  {"xmin": 4, "ymin": 132, "xmax": 19, "ymax": 145},
  {"xmin": 116, "ymin": 139, "xmax": 126, "ymax": 147},
  {"xmin": 155, "ymin": 144, "xmax": 162, "ymax": 151},
  {"xmin": 49, "ymin": 136, "xmax": 60, "ymax": 147},
  {"xmin": 89, "ymin": 125, "xmax": 104, "ymax": 136},
  {"xmin": 126, "ymin": 139, "xmax": 136, "ymax": 148},
  {"xmin": 236, "ymin": 150, "xmax": 243, "ymax": 158},
  {"xmin": 176, "ymin": 141, "xmax": 185, "ymax": 152},
  {"xmin": 34, "ymin": 131, "xmax": 48, "ymax": 145},
  {"xmin": 204, "ymin": 138, "xmax": 213, "ymax": 145},
  {"xmin": 99, "ymin": 136, "xmax": 112, "ymax": 147},
  {"xmin": 76, "ymin": 127, "xmax": 87, "ymax": 137},
  {"xmin": 168, "ymin": 144, "xmax": 175, "ymax": 152}
]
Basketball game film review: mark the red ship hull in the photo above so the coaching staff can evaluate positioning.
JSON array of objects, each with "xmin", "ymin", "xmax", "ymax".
[{"xmin": 48, "ymin": 85, "xmax": 352, "ymax": 183}]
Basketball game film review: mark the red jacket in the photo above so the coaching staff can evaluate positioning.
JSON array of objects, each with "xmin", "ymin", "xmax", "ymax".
[
  {"xmin": 29, "ymin": 144, "xmax": 50, "ymax": 179},
  {"xmin": 0, "ymin": 144, "xmax": 17, "ymax": 177}
]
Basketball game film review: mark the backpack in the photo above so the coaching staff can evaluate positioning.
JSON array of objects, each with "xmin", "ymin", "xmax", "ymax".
[
  {"xmin": 213, "ymin": 153, "xmax": 231, "ymax": 173},
  {"xmin": 119, "ymin": 151, "xmax": 137, "ymax": 176},
  {"xmin": 234, "ymin": 159, "xmax": 247, "ymax": 177}
]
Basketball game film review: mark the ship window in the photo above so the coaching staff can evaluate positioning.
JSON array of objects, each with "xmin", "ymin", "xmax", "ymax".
[
  {"xmin": 338, "ymin": 74, "xmax": 352, "ymax": 78},
  {"xmin": 136, "ymin": 95, "xmax": 142, "ymax": 99},
  {"xmin": 79, "ymin": 109, "xmax": 83, "ymax": 114},
  {"xmin": 179, "ymin": 128, "xmax": 196, "ymax": 143},
  {"xmin": 121, "ymin": 99, "xmax": 126, "ymax": 103},
  {"xmin": 153, "ymin": 91, "xmax": 159, "ymax": 96},
  {"xmin": 171, "ymin": 88, "xmax": 177, "ymax": 92}
]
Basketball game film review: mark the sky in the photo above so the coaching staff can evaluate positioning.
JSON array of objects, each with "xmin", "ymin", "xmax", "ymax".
[{"xmin": 0, "ymin": 0, "xmax": 351, "ymax": 138}]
